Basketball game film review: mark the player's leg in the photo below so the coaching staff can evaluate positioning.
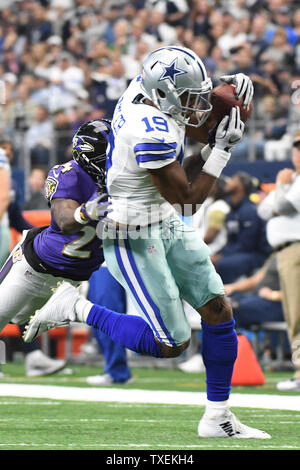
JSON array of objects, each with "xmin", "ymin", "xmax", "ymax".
[
  {"xmin": 0, "ymin": 250, "xmax": 66, "ymax": 376},
  {"xmin": 102, "ymin": 226, "xmax": 191, "ymax": 357},
  {"xmin": 164, "ymin": 219, "xmax": 236, "ymax": 403},
  {"xmin": 24, "ymin": 226, "xmax": 191, "ymax": 358},
  {"xmin": 167, "ymin": 219, "xmax": 270, "ymax": 438},
  {"xmin": 0, "ymin": 250, "xmax": 45, "ymax": 332},
  {"xmin": 86, "ymin": 266, "xmax": 131, "ymax": 384}
]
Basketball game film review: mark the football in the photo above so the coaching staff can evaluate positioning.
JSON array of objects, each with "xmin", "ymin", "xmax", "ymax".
[{"xmin": 209, "ymin": 83, "xmax": 253, "ymax": 123}]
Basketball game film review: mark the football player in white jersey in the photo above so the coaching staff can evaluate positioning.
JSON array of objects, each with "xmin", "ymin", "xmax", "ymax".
[{"xmin": 24, "ymin": 46, "xmax": 270, "ymax": 439}]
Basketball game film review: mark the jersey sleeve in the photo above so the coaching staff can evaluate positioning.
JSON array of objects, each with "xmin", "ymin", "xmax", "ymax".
[
  {"xmin": 134, "ymin": 137, "xmax": 178, "ymax": 169},
  {"xmin": 45, "ymin": 162, "xmax": 80, "ymax": 203}
]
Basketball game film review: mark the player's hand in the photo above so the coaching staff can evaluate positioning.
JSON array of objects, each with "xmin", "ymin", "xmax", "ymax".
[
  {"xmin": 220, "ymin": 73, "xmax": 254, "ymax": 109},
  {"xmin": 215, "ymin": 106, "xmax": 245, "ymax": 152},
  {"xmin": 81, "ymin": 192, "xmax": 112, "ymax": 221}
]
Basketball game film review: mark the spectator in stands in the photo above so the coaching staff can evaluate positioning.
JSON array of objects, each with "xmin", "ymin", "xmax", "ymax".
[
  {"xmin": 217, "ymin": 16, "xmax": 248, "ymax": 58},
  {"xmin": 145, "ymin": 9, "xmax": 177, "ymax": 44},
  {"xmin": 214, "ymin": 172, "xmax": 271, "ymax": 284},
  {"xmin": 1, "ymin": 0, "xmax": 300, "ymax": 189},
  {"xmin": 29, "ymin": 3, "xmax": 53, "ymax": 44},
  {"xmin": 258, "ymin": 131, "xmax": 300, "ymax": 392},
  {"xmin": 265, "ymin": 5, "xmax": 299, "ymax": 47},
  {"xmin": 0, "ymin": 138, "xmax": 33, "ymax": 235},
  {"xmin": 49, "ymin": 52, "xmax": 86, "ymax": 98},
  {"xmin": 260, "ymin": 27, "xmax": 294, "ymax": 71},
  {"xmin": 164, "ymin": 0, "xmax": 189, "ymax": 30},
  {"xmin": 224, "ymin": 253, "xmax": 284, "ymax": 330},
  {"xmin": 192, "ymin": 176, "xmax": 230, "ymax": 257},
  {"xmin": 0, "ymin": 146, "xmax": 11, "ymax": 267},
  {"xmin": 3, "ymin": 81, "xmax": 36, "ymax": 138},
  {"xmin": 23, "ymin": 167, "xmax": 49, "ymax": 211},
  {"xmin": 247, "ymin": 13, "xmax": 269, "ymax": 61},
  {"xmin": 126, "ymin": 19, "xmax": 157, "ymax": 58},
  {"xmin": 89, "ymin": 56, "xmax": 128, "ymax": 119},
  {"xmin": 52, "ymin": 110, "xmax": 73, "ymax": 164},
  {"xmin": 24, "ymin": 105, "xmax": 53, "ymax": 166}
]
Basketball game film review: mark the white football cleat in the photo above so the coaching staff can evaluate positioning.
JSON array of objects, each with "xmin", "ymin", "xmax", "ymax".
[
  {"xmin": 276, "ymin": 378, "xmax": 300, "ymax": 392},
  {"xmin": 178, "ymin": 353, "xmax": 205, "ymax": 373},
  {"xmin": 86, "ymin": 373, "xmax": 133, "ymax": 386},
  {"xmin": 25, "ymin": 350, "xmax": 66, "ymax": 377},
  {"xmin": 198, "ymin": 409, "xmax": 271, "ymax": 439},
  {"xmin": 23, "ymin": 282, "xmax": 80, "ymax": 343}
]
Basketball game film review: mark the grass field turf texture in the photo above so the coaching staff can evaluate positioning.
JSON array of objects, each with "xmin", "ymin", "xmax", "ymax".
[{"xmin": 0, "ymin": 364, "xmax": 299, "ymax": 451}]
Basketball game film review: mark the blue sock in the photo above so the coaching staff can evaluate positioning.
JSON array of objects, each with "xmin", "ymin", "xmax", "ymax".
[
  {"xmin": 201, "ymin": 320, "xmax": 238, "ymax": 402},
  {"xmin": 86, "ymin": 304, "xmax": 162, "ymax": 358}
]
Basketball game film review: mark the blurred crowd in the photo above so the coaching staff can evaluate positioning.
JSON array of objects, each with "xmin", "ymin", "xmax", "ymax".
[{"xmin": 0, "ymin": 0, "xmax": 300, "ymax": 170}]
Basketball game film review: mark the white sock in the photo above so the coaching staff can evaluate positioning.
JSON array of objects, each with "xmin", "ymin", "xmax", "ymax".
[
  {"xmin": 205, "ymin": 399, "xmax": 229, "ymax": 417},
  {"xmin": 75, "ymin": 297, "xmax": 93, "ymax": 323}
]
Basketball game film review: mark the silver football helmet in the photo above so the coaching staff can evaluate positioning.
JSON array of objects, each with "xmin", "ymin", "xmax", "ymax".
[{"xmin": 140, "ymin": 46, "xmax": 212, "ymax": 127}]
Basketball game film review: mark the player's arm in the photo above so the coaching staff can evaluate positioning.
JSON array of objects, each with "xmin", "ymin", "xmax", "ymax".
[
  {"xmin": 149, "ymin": 107, "xmax": 244, "ymax": 214},
  {"xmin": 51, "ymin": 198, "xmax": 82, "ymax": 234},
  {"xmin": 51, "ymin": 193, "xmax": 111, "ymax": 234},
  {"xmin": 148, "ymin": 161, "xmax": 216, "ymax": 214},
  {"xmin": 182, "ymin": 143, "xmax": 214, "ymax": 182}
]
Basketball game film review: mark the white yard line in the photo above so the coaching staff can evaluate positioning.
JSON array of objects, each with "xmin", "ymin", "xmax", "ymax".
[{"xmin": 0, "ymin": 383, "xmax": 299, "ymax": 411}]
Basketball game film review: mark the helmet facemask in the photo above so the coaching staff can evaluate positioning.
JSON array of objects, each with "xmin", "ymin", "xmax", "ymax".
[{"xmin": 152, "ymin": 83, "xmax": 212, "ymax": 127}]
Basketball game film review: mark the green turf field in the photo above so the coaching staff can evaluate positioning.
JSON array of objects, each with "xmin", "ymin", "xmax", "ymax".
[{"xmin": 0, "ymin": 363, "xmax": 299, "ymax": 451}]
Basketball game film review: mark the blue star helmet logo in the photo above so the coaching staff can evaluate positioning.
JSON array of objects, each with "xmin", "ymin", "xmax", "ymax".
[{"xmin": 158, "ymin": 58, "xmax": 187, "ymax": 86}]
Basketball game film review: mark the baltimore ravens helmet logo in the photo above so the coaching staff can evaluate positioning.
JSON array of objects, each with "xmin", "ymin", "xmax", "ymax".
[{"xmin": 72, "ymin": 136, "xmax": 95, "ymax": 155}]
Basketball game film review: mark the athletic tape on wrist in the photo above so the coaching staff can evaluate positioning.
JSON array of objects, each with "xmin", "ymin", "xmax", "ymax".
[
  {"xmin": 202, "ymin": 147, "xmax": 231, "ymax": 178},
  {"xmin": 74, "ymin": 205, "xmax": 89, "ymax": 225}
]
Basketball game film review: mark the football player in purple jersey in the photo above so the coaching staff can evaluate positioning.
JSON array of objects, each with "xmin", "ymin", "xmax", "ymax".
[
  {"xmin": 0, "ymin": 119, "xmax": 111, "ymax": 336},
  {"xmin": 0, "ymin": 118, "xmax": 132, "ymax": 382}
]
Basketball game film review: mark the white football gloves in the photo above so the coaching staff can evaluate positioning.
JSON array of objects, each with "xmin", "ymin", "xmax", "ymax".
[
  {"xmin": 215, "ymin": 106, "xmax": 245, "ymax": 153},
  {"xmin": 220, "ymin": 73, "xmax": 254, "ymax": 109},
  {"xmin": 203, "ymin": 106, "xmax": 245, "ymax": 178},
  {"xmin": 84, "ymin": 192, "xmax": 111, "ymax": 221}
]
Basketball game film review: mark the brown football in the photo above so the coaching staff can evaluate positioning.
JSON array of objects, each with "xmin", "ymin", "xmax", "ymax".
[{"xmin": 209, "ymin": 83, "xmax": 253, "ymax": 123}]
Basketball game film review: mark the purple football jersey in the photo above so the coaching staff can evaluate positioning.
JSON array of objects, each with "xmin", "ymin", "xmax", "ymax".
[{"xmin": 33, "ymin": 160, "xmax": 104, "ymax": 280}]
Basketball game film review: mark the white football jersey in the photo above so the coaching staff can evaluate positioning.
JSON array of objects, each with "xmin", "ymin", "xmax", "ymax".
[{"xmin": 106, "ymin": 76, "xmax": 186, "ymax": 226}]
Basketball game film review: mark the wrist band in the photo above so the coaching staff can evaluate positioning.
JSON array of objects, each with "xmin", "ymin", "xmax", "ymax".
[
  {"xmin": 202, "ymin": 147, "xmax": 231, "ymax": 178},
  {"xmin": 74, "ymin": 205, "xmax": 89, "ymax": 225}
]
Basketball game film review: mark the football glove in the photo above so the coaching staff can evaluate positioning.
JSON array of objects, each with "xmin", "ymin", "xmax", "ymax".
[
  {"xmin": 220, "ymin": 73, "xmax": 254, "ymax": 109},
  {"xmin": 215, "ymin": 106, "xmax": 245, "ymax": 153},
  {"xmin": 75, "ymin": 192, "xmax": 112, "ymax": 224}
]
